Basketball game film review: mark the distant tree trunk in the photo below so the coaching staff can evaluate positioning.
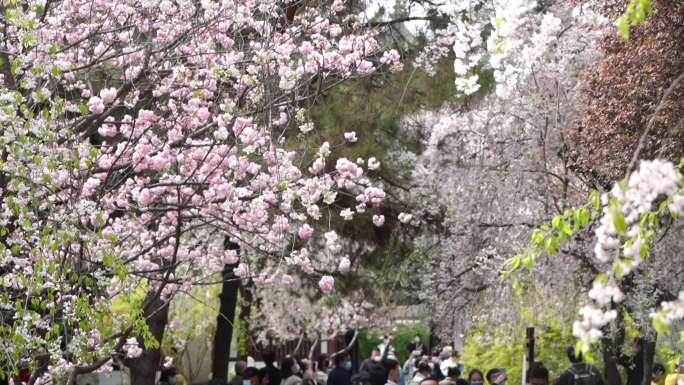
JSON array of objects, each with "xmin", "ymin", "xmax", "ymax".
[
  {"xmin": 211, "ymin": 241, "xmax": 241, "ymax": 383},
  {"xmin": 642, "ymin": 333, "xmax": 656, "ymax": 385},
  {"xmin": 129, "ymin": 294, "xmax": 170, "ymax": 385},
  {"xmin": 603, "ymin": 307, "xmax": 625, "ymax": 385}
]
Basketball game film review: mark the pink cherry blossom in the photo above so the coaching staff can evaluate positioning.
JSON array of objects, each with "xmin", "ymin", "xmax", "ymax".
[
  {"xmin": 99, "ymin": 88, "xmax": 117, "ymax": 104},
  {"xmin": 298, "ymin": 224, "xmax": 314, "ymax": 239},
  {"xmin": 338, "ymin": 257, "xmax": 351, "ymax": 274},
  {"xmin": 372, "ymin": 215, "xmax": 385, "ymax": 227},
  {"xmin": 224, "ymin": 250, "xmax": 239, "ymax": 264},
  {"xmin": 234, "ymin": 263, "xmax": 250, "ymax": 278},
  {"xmin": 318, "ymin": 275, "xmax": 335, "ymax": 294},
  {"xmin": 88, "ymin": 96, "xmax": 104, "ymax": 114},
  {"xmin": 98, "ymin": 124, "xmax": 117, "ymax": 137}
]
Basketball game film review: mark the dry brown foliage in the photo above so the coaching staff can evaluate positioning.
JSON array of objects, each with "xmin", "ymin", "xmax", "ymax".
[{"xmin": 567, "ymin": 0, "xmax": 684, "ymax": 188}]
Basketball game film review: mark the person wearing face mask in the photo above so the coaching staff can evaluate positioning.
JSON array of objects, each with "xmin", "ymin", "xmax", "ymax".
[
  {"xmin": 243, "ymin": 367, "xmax": 261, "ymax": 385},
  {"xmin": 328, "ymin": 352, "xmax": 353, "ymax": 385},
  {"xmin": 282, "ymin": 357, "xmax": 303, "ymax": 385},
  {"xmin": 160, "ymin": 367, "xmax": 185, "ymax": 385},
  {"xmin": 362, "ymin": 349, "xmax": 383, "ymax": 373},
  {"xmin": 229, "ymin": 361, "xmax": 249, "ymax": 385},
  {"xmin": 316, "ymin": 355, "xmax": 330, "ymax": 385},
  {"xmin": 468, "ymin": 369, "xmax": 484, "ymax": 385}
]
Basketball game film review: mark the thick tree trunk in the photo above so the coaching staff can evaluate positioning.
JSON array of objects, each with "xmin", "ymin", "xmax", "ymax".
[
  {"xmin": 128, "ymin": 294, "xmax": 170, "ymax": 385},
  {"xmin": 211, "ymin": 241, "xmax": 241, "ymax": 383}
]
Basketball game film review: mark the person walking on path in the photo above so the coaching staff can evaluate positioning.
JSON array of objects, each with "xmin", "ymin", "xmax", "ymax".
[
  {"xmin": 327, "ymin": 352, "xmax": 353, "ymax": 385},
  {"xmin": 618, "ymin": 338, "xmax": 645, "ymax": 385},
  {"xmin": 555, "ymin": 346, "xmax": 605, "ymax": 385},
  {"xmin": 282, "ymin": 357, "xmax": 303, "ymax": 385},
  {"xmin": 260, "ymin": 352, "xmax": 282, "ymax": 385}
]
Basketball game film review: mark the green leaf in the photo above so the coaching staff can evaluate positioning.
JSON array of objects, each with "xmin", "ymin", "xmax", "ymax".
[
  {"xmin": 589, "ymin": 191, "xmax": 601, "ymax": 210},
  {"xmin": 531, "ymin": 229, "xmax": 545, "ymax": 245},
  {"xmin": 612, "ymin": 211, "xmax": 628, "ymax": 235},
  {"xmin": 615, "ymin": 260, "xmax": 626, "ymax": 279},
  {"xmin": 508, "ymin": 255, "xmax": 522, "ymax": 271},
  {"xmin": 560, "ymin": 221, "xmax": 574, "ymax": 236},
  {"xmin": 595, "ymin": 273, "xmax": 608, "ymax": 285},
  {"xmin": 10, "ymin": 58, "xmax": 22, "ymax": 76},
  {"xmin": 639, "ymin": 242, "xmax": 650, "ymax": 259},
  {"xmin": 580, "ymin": 207, "xmax": 590, "ymax": 224},
  {"xmin": 545, "ymin": 236, "xmax": 558, "ymax": 254},
  {"xmin": 79, "ymin": 103, "xmax": 89, "ymax": 115},
  {"xmin": 522, "ymin": 255, "xmax": 534, "ymax": 269}
]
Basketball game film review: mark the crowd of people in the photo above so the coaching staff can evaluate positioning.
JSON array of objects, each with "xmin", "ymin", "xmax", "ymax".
[
  {"xmin": 159, "ymin": 336, "xmax": 684, "ymax": 385},
  {"xmin": 205, "ymin": 337, "xmax": 549, "ymax": 385}
]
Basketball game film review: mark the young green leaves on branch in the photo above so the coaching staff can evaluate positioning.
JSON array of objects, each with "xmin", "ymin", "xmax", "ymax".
[{"xmin": 505, "ymin": 194, "xmax": 599, "ymax": 276}]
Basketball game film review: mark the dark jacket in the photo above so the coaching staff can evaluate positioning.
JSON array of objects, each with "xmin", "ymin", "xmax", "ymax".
[
  {"xmin": 619, "ymin": 352, "xmax": 644, "ymax": 385},
  {"xmin": 260, "ymin": 365, "xmax": 282, "ymax": 385},
  {"xmin": 328, "ymin": 367, "xmax": 352, "ymax": 385},
  {"xmin": 555, "ymin": 363, "xmax": 605, "ymax": 385}
]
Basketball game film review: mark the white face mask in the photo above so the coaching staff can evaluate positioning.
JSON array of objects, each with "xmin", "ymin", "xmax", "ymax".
[{"xmin": 293, "ymin": 363, "xmax": 301, "ymax": 374}]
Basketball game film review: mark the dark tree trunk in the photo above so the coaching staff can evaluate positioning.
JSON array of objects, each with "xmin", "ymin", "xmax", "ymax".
[
  {"xmin": 641, "ymin": 334, "xmax": 657, "ymax": 385},
  {"xmin": 603, "ymin": 344, "xmax": 623, "ymax": 385},
  {"xmin": 603, "ymin": 307, "xmax": 625, "ymax": 385},
  {"xmin": 211, "ymin": 241, "xmax": 241, "ymax": 383},
  {"xmin": 128, "ymin": 294, "xmax": 170, "ymax": 385},
  {"xmin": 238, "ymin": 280, "xmax": 254, "ymax": 355}
]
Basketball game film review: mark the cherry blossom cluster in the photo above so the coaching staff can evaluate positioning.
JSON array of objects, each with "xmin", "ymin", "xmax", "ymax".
[
  {"xmin": 573, "ymin": 160, "xmax": 684, "ymax": 349},
  {"xmin": 391, "ymin": 0, "xmax": 606, "ymax": 338},
  {"xmin": 652, "ymin": 292, "xmax": 684, "ymax": 327},
  {"xmin": 248, "ymin": 278, "xmax": 373, "ymax": 344},
  {"xmin": 417, "ymin": 0, "xmax": 605, "ymax": 96}
]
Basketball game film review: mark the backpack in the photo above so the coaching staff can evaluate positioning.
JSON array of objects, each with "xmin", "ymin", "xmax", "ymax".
[{"xmin": 568, "ymin": 364, "xmax": 597, "ymax": 385}]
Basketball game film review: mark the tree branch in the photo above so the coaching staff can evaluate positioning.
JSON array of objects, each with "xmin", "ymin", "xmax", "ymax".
[{"xmin": 627, "ymin": 71, "xmax": 684, "ymax": 173}]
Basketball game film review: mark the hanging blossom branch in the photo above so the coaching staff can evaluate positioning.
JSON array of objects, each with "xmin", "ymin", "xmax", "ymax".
[{"xmin": 572, "ymin": 159, "xmax": 684, "ymax": 351}]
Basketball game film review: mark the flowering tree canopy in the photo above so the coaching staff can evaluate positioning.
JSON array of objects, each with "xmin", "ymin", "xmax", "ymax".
[{"xmin": 0, "ymin": 0, "xmax": 401, "ymax": 383}]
